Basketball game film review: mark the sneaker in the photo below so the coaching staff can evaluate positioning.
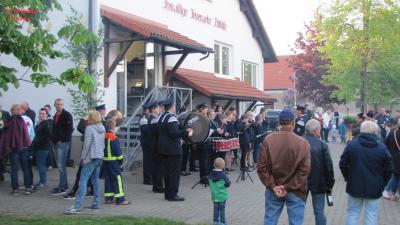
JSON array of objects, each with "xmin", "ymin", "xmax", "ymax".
[
  {"xmin": 25, "ymin": 188, "xmax": 34, "ymax": 195},
  {"xmin": 10, "ymin": 190, "xmax": 18, "ymax": 196},
  {"xmin": 34, "ymin": 183, "xmax": 46, "ymax": 190},
  {"xmin": 105, "ymin": 199, "xmax": 115, "ymax": 204},
  {"xmin": 63, "ymin": 193, "xmax": 76, "ymax": 200},
  {"xmin": 64, "ymin": 206, "xmax": 81, "ymax": 214},
  {"xmin": 52, "ymin": 189, "xmax": 67, "ymax": 195},
  {"xmin": 117, "ymin": 200, "xmax": 131, "ymax": 205},
  {"xmin": 383, "ymin": 190, "xmax": 390, "ymax": 199},
  {"xmin": 84, "ymin": 205, "xmax": 100, "ymax": 211}
]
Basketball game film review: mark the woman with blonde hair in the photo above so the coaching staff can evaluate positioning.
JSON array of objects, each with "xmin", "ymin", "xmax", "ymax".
[{"xmin": 65, "ymin": 111, "xmax": 105, "ymax": 214}]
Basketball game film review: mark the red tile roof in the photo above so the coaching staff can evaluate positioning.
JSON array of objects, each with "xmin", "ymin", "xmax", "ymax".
[
  {"xmin": 100, "ymin": 5, "xmax": 212, "ymax": 53},
  {"xmin": 264, "ymin": 55, "xmax": 295, "ymax": 90},
  {"xmin": 172, "ymin": 68, "xmax": 276, "ymax": 102}
]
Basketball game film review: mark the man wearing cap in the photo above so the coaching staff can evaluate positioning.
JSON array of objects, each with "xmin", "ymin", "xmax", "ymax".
[
  {"xmin": 257, "ymin": 109, "xmax": 311, "ymax": 225},
  {"xmin": 158, "ymin": 98, "xmax": 193, "ymax": 201},
  {"xmin": 95, "ymin": 104, "xmax": 107, "ymax": 127},
  {"xmin": 139, "ymin": 102, "xmax": 152, "ymax": 185},
  {"xmin": 148, "ymin": 101, "xmax": 164, "ymax": 193},
  {"xmin": 294, "ymin": 105, "xmax": 309, "ymax": 136}
]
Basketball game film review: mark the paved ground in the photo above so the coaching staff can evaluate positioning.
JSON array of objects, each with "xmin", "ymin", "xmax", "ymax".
[{"xmin": 0, "ymin": 143, "xmax": 399, "ymax": 225}]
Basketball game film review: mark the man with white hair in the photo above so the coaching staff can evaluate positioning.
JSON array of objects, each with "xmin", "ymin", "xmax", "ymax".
[
  {"xmin": 339, "ymin": 121, "xmax": 392, "ymax": 225},
  {"xmin": 304, "ymin": 119, "xmax": 335, "ymax": 225}
]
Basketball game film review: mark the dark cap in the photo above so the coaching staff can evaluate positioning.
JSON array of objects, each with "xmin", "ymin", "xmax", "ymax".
[
  {"xmin": 196, "ymin": 103, "xmax": 209, "ymax": 110},
  {"xmin": 142, "ymin": 102, "xmax": 151, "ymax": 109},
  {"xmin": 149, "ymin": 101, "xmax": 159, "ymax": 109},
  {"xmin": 279, "ymin": 109, "xmax": 295, "ymax": 121},
  {"xmin": 296, "ymin": 104, "xmax": 306, "ymax": 111},
  {"xmin": 95, "ymin": 104, "xmax": 105, "ymax": 111},
  {"xmin": 161, "ymin": 98, "xmax": 174, "ymax": 106},
  {"xmin": 366, "ymin": 110, "xmax": 375, "ymax": 118}
]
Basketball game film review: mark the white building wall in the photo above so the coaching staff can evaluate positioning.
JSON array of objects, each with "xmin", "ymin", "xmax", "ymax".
[{"xmin": 99, "ymin": 0, "xmax": 265, "ymax": 90}]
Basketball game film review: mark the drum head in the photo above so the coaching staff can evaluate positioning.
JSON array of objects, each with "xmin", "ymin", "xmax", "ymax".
[{"xmin": 179, "ymin": 112, "xmax": 210, "ymax": 143}]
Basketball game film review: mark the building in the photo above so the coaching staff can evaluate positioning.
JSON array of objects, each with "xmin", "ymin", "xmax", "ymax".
[
  {"xmin": 264, "ymin": 55, "xmax": 294, "ymax": 109},
  {"xmin": 0, "ymin": 0, "xmax": 277, "ymax": 167}
]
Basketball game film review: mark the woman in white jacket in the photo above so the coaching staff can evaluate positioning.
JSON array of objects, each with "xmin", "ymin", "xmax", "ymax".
[
  {"xmin": 65, "ymin": 111, "xmax": 105, "ymax": 214},
  {"xmin": 322, "ymin": 110, "xmax": 332, "ymax": 142}
]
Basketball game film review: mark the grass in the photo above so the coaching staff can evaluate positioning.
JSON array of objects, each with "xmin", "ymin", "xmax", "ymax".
[{"xmin": 0, "ymin": 214, "xmax": 189, "ymax": 225}]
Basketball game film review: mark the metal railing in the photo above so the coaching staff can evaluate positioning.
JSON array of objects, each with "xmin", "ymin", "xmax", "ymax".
[{"xmin": 119, "ymin": 86, "xmax": 193, "ymax": 171}]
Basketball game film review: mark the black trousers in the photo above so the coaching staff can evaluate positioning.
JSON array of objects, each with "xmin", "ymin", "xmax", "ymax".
[
  {"xmin": 197, "ymin": 142, "xmax": 213, "ymax": 178},
  {"xmin": 323, "ymin": 128, "xmax": 330, "ymax": 142},
  {"xmin": 189, "ymin": 145, "xmax": 197, "ymax": 170},
  {"xmin": 141, "ymin": 139, "xmax": 152, "ymax": 184},
  {"xmin": 70, "ymin": 164, "xmax": 93, "ymax": 196},
  {"xmin": 240, "ymin": 141, "xmax": 249, "ymax": 170},
  {"xmin": 151, "ymin": 145, "xmax": 164, "ymax": 191},
  {"xmin": 160, "ymin": 154, "xmax": 182, "ymax": 199},
  {"xmin": 46, "ymin": 143, "xmax": 57, "ymax": 168},
  {"xmin": 181, "ymin": 143, "xmax": 190, "ymax": 172}
]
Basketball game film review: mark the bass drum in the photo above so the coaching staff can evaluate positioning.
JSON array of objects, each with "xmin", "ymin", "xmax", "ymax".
[{"xmin": 177, "ymin": 112, "xmax": 210, "ymax": 144}]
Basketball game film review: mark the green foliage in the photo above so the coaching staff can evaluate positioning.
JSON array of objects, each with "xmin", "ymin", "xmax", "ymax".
[
  {"xmin": 64, "ymin": 7, "xmax": 104, "ymax": 118},
  {"xmin": 315, "ymin": 0, "xmax": 400, "ymax": 105},
  {"xmin": 0, "ymin": 0, "xmax": 95, "ymax": 94}
]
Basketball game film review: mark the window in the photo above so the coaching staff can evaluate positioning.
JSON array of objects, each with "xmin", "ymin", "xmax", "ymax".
[
  {"xmin": 214, "ymin": 42, "xmax": 231, "ymax": 75},
  {"xmin": 241, "ymin": 61, "xmax": 257, "ymax": 87}
]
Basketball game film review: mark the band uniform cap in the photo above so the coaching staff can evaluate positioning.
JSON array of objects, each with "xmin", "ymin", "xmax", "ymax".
[
  {"xmin": 366, "ymin": 110, "xmax": 375, "ymax": 118},
  {"xmin": 149, "ymin": 101, "xmax": 159, "ymax": 109},
  {"xmin": 161, "ymin": 98, "xmax": 174, "ymax": 106},
  {"xmin": 196, "ymin": 103, "xmax": 209, "ymax": 110},
  {"xmin": 142, "ymin": 102, "xmax": 151, "ymax": 109},
  {"xmin": 296, "ymin": 104, "xmax": 306, "ymax": 111},
  {"xmin": 279, "ymin": 109, "xmax": 295, "ymax": 121},
  {"xmin": 95, "ymin": 104, "xmax": 106, "ymax": 111}
]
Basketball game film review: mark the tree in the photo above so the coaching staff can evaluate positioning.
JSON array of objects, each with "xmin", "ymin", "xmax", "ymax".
[
  {"xmin": 315, "ymin": 0, "xmax": 400, "ymax": 113},
  {"xmin": 0, "ymin": 0, "xmax": 96, "ymax": 95},
  {"xmin": 64, "ymin": 7, "xmax": 104, "ymax": 118},
  {"xmin": 288, "ymin": 24, "xmax": 343, "ymax": 107}
]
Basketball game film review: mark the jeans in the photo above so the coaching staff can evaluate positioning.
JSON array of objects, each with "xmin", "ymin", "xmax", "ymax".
[
  {"xmin": 345, "ymin": 195, "xmax": 379, "ymax": 225},
  {"xmin": 322, "ymin": 128, "xmax": 330, "ymax": 142},
  {"xmin": 35, "ymin": 148, "xmax": 49, "ymax": 185},
  {"xmin": 213, "ymin": 201, "xmax": 226, "ymax": 224},
  {"xmin": 55, "ymin": 142, "xmax": 70, "ymax": 190},
  {"xmin": 311, "ymin": 192, "xmax": 327, "ymax": 225},
  {"xmin": 388, "ymin": 174, "xmax": 400, "ymax": 193},
  {"xmin": 264, "ymin": 189, "xmax": 305, "ymax": 225},
  {"xmin": 253, "ymin": 142, "xmax": 260, "ymax": 163},
  {"xmin": 9, "ymin": 148, "xmax": 32, "ymax": 190},
  {"xmin": 75, "ymin": 159, "xmax": 102, "ymax": 209}
]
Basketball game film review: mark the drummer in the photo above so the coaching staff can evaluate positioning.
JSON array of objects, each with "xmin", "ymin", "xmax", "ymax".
[
  {"xmin": 196, "ymin": 103, "xmax": 212, "ymax": 185},
  {"xmin": 157, "ymin": 98, "xmax": 193, "ymax": 201},
  {"xmin": 208, "ymin": 110, "xmax": 229, "ymax": 162}
]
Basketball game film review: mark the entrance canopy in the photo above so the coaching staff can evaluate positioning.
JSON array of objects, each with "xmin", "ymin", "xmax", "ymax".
[
  {"xmin": 100, "ymin": 5, "xmax": 213, "ymax": 54},
  {"xmin": 170, "ymin": 68, "xmax": 276, "ymax": 103}
]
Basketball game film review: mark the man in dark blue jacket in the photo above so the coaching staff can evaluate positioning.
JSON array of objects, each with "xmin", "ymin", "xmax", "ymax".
[
  {"xmin": 304, "ymin": 119, "xmax": 335, "ymax": 225},
  {"xmin": 339, "ymin": 121, "xmax": 392, "ymax": 225},
  {"xmin": 158, "ymin": 98, "xmax": 192, "ymax": 201},
  {"xmin": 139, "ymin": 102, "xmax": 152, "ymax": 185}
]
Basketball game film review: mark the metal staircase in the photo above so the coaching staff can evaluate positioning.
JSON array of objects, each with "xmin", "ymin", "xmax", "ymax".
[{"xmin": 117, "ymin": 86, "xmax": 193, "ymax": 171}]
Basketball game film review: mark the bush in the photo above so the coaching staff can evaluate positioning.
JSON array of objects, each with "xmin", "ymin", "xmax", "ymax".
[{"xmin": 343, "ymin": 116, "xmax": 356, "ymax": 126}]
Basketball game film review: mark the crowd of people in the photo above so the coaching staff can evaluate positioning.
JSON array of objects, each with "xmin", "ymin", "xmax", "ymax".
[
  {"xmin": 1, "ymin": 98, "xmax": 400, "ymax": 225},
  {"xmin": 257, "ymin": 105, "xmax": 399, "ymax": 225}
]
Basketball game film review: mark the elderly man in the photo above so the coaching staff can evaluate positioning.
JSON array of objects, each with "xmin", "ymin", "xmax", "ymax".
[
  {"xmin": 304, "ymin": 119, "xmax": 335, "ymax": 225},
  {"xmin": 20, "ymin": 101, "xmax": 36, "ymax": 125},
  {"xmin": 257, "ymin": 109, "xmax": 311, "ymax": 225},
  {"xmin": 339, "ymin": 121, "xmax": 392, "ymax": 225}
]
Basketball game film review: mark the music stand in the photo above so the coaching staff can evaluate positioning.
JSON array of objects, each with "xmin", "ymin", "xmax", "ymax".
[
  {"xmin": 236, "ymin": 167, "xmax": 254, "ymax": 183},
  {"xmin": 191, "ymin": 179, "xmax": 208, "ymax": 189}
]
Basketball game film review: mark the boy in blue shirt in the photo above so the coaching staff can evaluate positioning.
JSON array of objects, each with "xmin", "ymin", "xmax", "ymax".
[{"xmin": 208, "ymin": 158, "xmax": 231, "ymax": 225}]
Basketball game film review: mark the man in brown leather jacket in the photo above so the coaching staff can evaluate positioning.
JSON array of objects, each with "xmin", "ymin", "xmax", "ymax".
[{"xmin": 257, "ymin": 109, "xmax": 311, "ymax": 225}]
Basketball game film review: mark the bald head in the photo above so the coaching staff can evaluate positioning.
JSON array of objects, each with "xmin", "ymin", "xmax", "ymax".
[{"xmin": 20, "ymin": 101, "xmax": 29, "ymax": 111}]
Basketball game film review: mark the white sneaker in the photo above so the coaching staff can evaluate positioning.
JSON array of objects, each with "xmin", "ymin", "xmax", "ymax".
[
  {"xmin": 382, "ymin": 190, "xmax": 390, "ymax": 199},
  {"xmin": 395, "ymin": 191, "xmax": 400, "ymax": 199}
]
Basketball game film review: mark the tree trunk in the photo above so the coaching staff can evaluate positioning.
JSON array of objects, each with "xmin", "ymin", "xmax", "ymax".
[{"xmin": 360, "ymin": 0, "xmax": 371, "ymax": 114}]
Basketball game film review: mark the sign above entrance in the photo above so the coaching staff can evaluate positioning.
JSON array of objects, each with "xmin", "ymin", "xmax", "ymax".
[{"xmin": 163, "ymin": 0, "xmax": 227, "ymax": 30}]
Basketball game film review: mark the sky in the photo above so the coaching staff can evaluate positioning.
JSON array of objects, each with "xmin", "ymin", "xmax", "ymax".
[{"xmin": 253, "ymin": 0, "xmax": 321, "ymax": 56}]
